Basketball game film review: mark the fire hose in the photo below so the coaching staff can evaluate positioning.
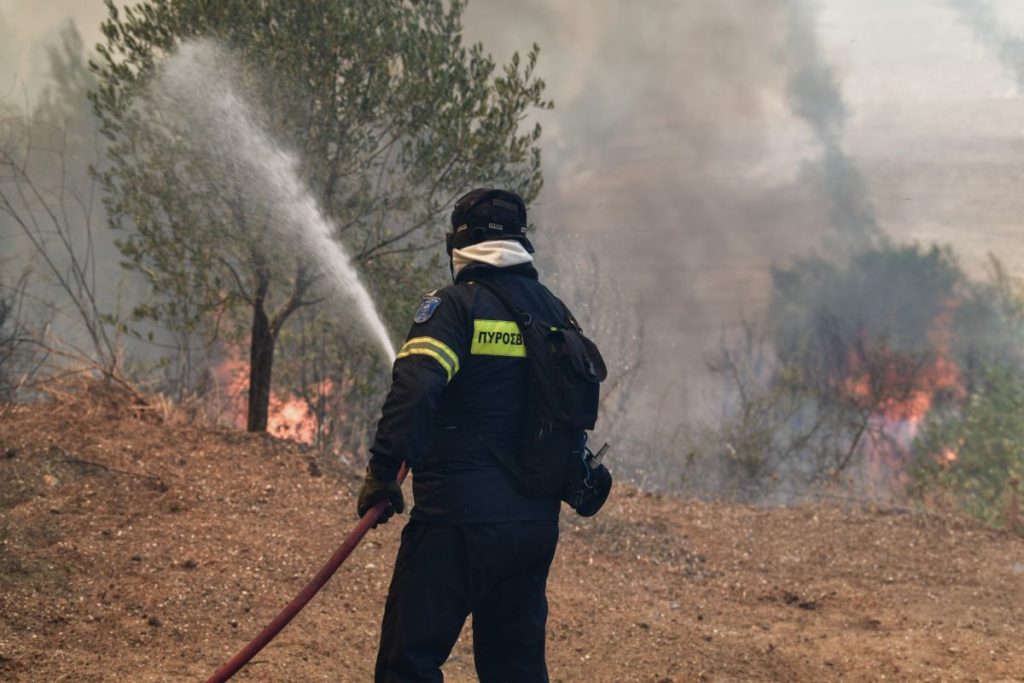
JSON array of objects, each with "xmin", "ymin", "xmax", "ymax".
[{"xmin": 205, "ymin": 463, "xmax": 409, "ymax": 683}]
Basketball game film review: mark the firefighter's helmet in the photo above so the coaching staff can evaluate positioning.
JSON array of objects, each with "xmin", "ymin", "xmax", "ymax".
[{"xmin": 447, "ymin": 188, "xmax": 533, "ymax": 255}]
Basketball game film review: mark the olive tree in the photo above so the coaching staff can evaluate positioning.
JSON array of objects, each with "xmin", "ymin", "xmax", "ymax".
[{"xmin": 90, "ymin": 0, "xmax": 549, "ymax": 431}]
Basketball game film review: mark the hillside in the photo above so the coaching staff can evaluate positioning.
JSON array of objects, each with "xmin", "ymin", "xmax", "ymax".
[{"xmin": 1, "ymin": 386, "xmax": 1022, "ymax": 682}]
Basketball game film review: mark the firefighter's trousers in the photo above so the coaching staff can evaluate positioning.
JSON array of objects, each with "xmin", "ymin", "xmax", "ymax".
[{"xmin": 374, "ymin": 519, "xmax": 559, "ymax": 683}]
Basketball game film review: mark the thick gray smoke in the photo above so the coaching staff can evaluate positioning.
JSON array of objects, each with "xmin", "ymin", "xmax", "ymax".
[
  {"xmin": 462, "ymin": 0, "xmax": 828, "ymax": 434},
  {"xmin": 0, "ymin": 19, "xmax": 131, "ymax": 373},
  {"xmin": 785, "ymin": 0, "xmax": 880, "ymax": 254},
  {"xmin": 461, "ymin": 0, "xmax": 1024, "ymax": 490}
]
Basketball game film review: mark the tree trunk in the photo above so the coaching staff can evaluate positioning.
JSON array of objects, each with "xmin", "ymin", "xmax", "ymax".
[
  {"xmin": 247, "ymin": 300, "xmax": 276, "ymax": 432},
  {"xmin": 245, "ymin": 262, "xmax": 311, "ymax": 433}
]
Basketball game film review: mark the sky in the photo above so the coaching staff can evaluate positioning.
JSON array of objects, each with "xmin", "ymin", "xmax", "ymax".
[
  {"xmin": 0, "ymin": 0, "xmax": 107, "ymax": 101},
  {"xmin": 5, "ymin": 0, "xmax": 1024, "ymax": 427}
]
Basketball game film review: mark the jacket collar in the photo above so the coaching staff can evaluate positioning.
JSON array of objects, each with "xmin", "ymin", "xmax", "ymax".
[{"xmin": 454, "ymin": 261, "xmax": 539, "ymax": 285}]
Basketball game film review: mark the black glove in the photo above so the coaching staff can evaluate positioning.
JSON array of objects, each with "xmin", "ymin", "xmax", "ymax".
[{"xmin": 357, "ymin": 468, "xmax": 405, "ymax": 527}]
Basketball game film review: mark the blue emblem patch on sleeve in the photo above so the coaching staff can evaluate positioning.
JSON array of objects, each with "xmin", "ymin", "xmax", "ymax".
[{"xmin": 414, "ymin": 296, "xmax": 442, "ymax": 324}]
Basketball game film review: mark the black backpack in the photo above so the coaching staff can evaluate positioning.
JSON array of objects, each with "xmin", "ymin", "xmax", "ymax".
[{"xmin": 472, "ymin": 279, "xmax": 613, "ymax": 516}]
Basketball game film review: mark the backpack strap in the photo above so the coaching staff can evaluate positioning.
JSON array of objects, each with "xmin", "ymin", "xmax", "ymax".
[
  {"xmin": 473, "ymin": 278, "xmax": 575, "ymax": 332},
  {"xmin": 531, "ymin": 280, "xmax": 582, "ymax": 332},
  {"xmin": 471, "ymin": 279, "xmax": 532, "ymax": 328}
]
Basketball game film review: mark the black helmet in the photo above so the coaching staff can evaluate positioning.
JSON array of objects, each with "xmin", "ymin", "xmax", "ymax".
[{"xmin": 447, "ymin": 188, "xmax": 533, "ymax": 255}]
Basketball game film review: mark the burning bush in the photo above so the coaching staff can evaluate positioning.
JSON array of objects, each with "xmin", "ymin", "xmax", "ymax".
[{"xmin": 684, "ymin": 242, "xmax": 1023, "ymax": 505}]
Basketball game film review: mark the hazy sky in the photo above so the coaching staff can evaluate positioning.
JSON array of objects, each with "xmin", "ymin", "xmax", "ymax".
[
  {"xmin": 6, "ymin": 0, "xmax": 1024, "ymax": 424},
  {"xmin": 0, "ymin": 0, "xmax": 108, "ymax": 101}
]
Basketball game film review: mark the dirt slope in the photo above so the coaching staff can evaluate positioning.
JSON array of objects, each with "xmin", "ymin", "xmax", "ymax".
[{"xmin": 1, "ymin": 388, "xmax": 1022, "ymax": 682}]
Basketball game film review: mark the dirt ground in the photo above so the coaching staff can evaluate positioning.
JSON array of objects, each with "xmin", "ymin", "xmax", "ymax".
[{"xmin": 1, "ymin": 387, "xmax": 1022, "ymax": 682}]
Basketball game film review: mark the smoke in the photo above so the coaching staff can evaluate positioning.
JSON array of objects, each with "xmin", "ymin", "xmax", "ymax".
[
  {"xmin": 461, "ymin": 1, "xmax": 1023, "ymax": 493},
  {"xmin": 0, "ymin": 1, "xmax": 113, "ymax": 104},
  {"xmin": 785, "ymin": 0, "xmax": 880, "ymax": 254},
  {"xmin": 949, "ymin": 0, "xmax": 1024, "ymax": 90},
  {"xmin": 462, "ymin": 0, "xmax": 827, "ymax": 432},
  {"xmin": 0, "ymin": 16, "xmax": 138, "ymax": 374},
  {"xmin": 7, "ymin": 1, "xmax": 1024, "ymax": 492}
]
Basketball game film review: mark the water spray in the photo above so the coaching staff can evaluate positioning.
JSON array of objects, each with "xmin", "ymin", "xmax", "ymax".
[
  {"xmin": 146, "ymin": 40, "xmax": 405, "ymax": 679},
  {"xmin": 152, "ymin": 40, "xmax": 395, "ymax": 363}
]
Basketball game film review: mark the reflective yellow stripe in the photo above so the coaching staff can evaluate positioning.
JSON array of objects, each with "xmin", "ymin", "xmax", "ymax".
[
  {"xmin": 471, "ymin": 319, "xmax": 526, "ymax": 358},
  {"xmin": 401, "ymin": 337, "xmax": 460, "ymax": 374},
  {"xmin": 395, "ymin": 350, "xmax": 452, "ymax": 382},
  {"xmin": 396, "ymin": 336, "xmax": 460, "ymax": 382}
]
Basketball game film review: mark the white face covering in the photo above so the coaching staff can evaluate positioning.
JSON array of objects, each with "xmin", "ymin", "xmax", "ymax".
[{"xmin": 451, "ymin": 240, "xmax": 534, "ymax": 277}]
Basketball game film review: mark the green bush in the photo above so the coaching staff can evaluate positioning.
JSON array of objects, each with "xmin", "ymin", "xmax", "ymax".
[{"xmin": 911, "ymin": 365, "xmax": 1024, "ymax": 534}]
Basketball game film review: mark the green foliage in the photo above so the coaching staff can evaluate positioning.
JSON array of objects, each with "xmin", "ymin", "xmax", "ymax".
[
  {"xmin": 907, "ymin": 254, "xmax": 1024, "ymax": 533},
  {"xmin": 911, "ymin": 364, "xmax": 1024, "ymax": 532},
  {"xmin": 91, "ymin": 0, "xmax": 548, "ymax": 328},
  {"xmin": 88, "ymin": 0, "xmax": 550, "ymax": 427}
]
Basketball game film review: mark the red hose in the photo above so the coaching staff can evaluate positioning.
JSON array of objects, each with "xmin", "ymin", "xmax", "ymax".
[{"xmin": 205, "ymin": 463, "xmax": 409, "ymax": 683}]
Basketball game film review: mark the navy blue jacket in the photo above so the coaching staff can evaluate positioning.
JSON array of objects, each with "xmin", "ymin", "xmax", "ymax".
[{"xmin": 367, "ymin": 262, "xmax": 568, "ymax": 523}]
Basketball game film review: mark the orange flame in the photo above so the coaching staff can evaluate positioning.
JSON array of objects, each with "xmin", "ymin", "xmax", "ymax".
[
  {"xmin": 842, "ymin": 300, "xmax": 964, "ymax": 427},
  {"xmin": 213, "ymin": 345, "xmax": 330, "ymax": 445},
  {"xmin": 839, "ymin": 298, "xmax": 966, "ymax": 496}
]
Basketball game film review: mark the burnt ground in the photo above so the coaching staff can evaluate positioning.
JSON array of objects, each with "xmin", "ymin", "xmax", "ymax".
[{"xmin": 1, "ymin": 386, "xmax": 1022, "ymax": 682}]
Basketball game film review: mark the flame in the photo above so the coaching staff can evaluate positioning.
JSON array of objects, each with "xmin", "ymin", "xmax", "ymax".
[
  {"xmin": 212, "ymin": 345, "xmax": 330, "ymax": 445},
  {"xmin": 842, "ymin": 299, "xmax": 964, "ymax": 427},
  {"xmin": 841, "ymin": 348, "xmax": 962, "ymax": 426},
  {"xmin": 837, "ymin": 298, "xmax": 966, "ymax": 496},
  {"xmin": 212, "ymin": 345, "xmax": 249, "ymax": 430},
  {"xmin": 267, "ymin": 396, "xmax": 316, "ymax": 443}
]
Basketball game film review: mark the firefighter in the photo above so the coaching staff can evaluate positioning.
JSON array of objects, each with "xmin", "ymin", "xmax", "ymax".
[{"xmin": 358, "ymin": 188, "xmax": 572, "ymax": 682}]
